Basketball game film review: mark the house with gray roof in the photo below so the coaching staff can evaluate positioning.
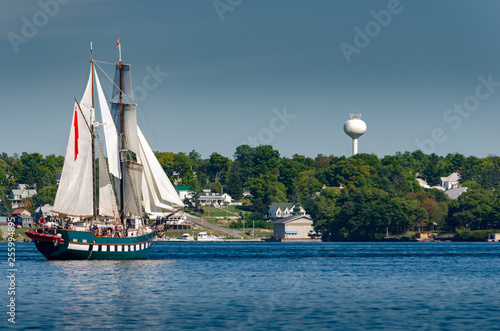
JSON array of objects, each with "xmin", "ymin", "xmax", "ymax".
[
  {"xmin": 417, "ymin": 172, "xmax": 467, "ymax": 199},
  {"xmin": 9, "ymin": 184, "xmax": 37, "ymax": 209},
  {"xmin": 440, "ymin": 172, "xmax": 460, "ymax": 190},
  {"xmin": 34, "ymin": 204, "xmax": 56, "ymax": 222}
]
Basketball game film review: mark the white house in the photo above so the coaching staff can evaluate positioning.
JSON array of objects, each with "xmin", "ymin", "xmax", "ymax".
[
  {"xmin": 197, "ymin": 192, "xmax": 232, "ymax": 206},
  {"xmin": 176, "ymin": 186, "xmax": 195, "ymax": 201},
  {"xmin": 268, "ymin": 202, "xmax": 305, "ymax": 220},
  {"xmin": 417, "ymin": 172, "xmax": 467, "ymax": 199},
  {"xmin": 272, "ymin": 214, "xmax": 319, "ymax": 241},
  {"xmin": 440, "ymin": 172, "xmax": 460, "ymax": 190}
]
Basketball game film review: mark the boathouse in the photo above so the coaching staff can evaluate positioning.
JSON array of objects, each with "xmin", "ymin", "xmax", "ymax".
[
  {"xmin": 487, "ymin": 233, "xmax": 500, "ymax": 242},
  {"xmin": 271, "ymin": 214, "xmax": 320, "ymax": 242}
]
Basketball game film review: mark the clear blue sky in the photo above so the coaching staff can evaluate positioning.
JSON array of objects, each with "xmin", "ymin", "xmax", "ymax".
[{"xmin": 2, "ymin": 0, "xmax": 500, "ymax": 159}]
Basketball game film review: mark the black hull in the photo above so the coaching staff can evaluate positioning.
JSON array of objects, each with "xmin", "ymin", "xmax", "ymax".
[{"xmin": 29, "ymin": 229, "xmax": 156, "ymax": 260}]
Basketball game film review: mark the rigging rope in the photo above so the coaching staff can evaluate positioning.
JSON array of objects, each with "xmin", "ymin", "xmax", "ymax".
[
  {"xmin": 93, "ymin": 61, "xmax": 133, "ymax": 101},
  {"xmin": 93, "ymin": 60, "xmax": 115, "ymax": 65}
]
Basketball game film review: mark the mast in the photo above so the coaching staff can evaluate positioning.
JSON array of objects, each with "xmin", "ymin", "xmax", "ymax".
[
  {"xmin": 91, "ymin": 42, "xmax": 97, "ymax": 221},
  {"xmin": 118, "ymin": 39, "xmax": 125, "ymax": 220}
]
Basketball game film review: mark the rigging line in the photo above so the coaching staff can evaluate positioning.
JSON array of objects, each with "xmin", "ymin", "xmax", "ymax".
[
  {"xmin": 93, "ymin": 61, "xmax": 133, "ymax": 101},
  {"xmin": 93, "ymin": 60, "xmax": 115, "ymax": 65}
]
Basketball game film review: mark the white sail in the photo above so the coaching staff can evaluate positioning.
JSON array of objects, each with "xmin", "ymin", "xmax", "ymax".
[
  {"xmin": 138, "ymin": 126, "xmax": 184, "ymax": 212},
  {"xmin": 95, "ymin": 68, "xmax": 120, "ymax": 179},
  {"xmin": 98, "ymin": 138, "xmax": 118, "ymax": 217},
  {"xmin": 123, "ymin": 160, "xmax": 143, "ymax": 216},
  {"xmin": 124, "ymin": 104, "xmax": 140, "ymax": 157},
  {"xmin": 79, "ymin": 69, "xmax": 93, "ymax": 123},
  {"xmin": 141, "ymin": 171, "xmax": 165, "ymax": 216},
  {"xmin": 53, "ymin": 101, "xmax": 93, "ymax": 216}
]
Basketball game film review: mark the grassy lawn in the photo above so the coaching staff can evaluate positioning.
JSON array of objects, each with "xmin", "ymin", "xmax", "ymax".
[{"xmin": 185, "ymin": 205, "xmax": 256, "ymax": 220}]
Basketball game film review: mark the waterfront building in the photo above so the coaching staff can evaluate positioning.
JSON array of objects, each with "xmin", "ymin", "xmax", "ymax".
[
  {"xmin": 487, "ymin": 233, "xmax": 500, "ymax": 242},
  {"xmin": 272, "ymin": 214, "xmax": 318, "ymax": 241}
]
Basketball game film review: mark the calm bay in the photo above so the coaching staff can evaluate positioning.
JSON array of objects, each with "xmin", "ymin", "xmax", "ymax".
[{"xmin": 2, "ymin": 242, "xmax": 500, "ymax": 330}]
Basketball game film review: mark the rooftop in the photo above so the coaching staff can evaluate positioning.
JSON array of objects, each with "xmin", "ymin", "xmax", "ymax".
[
  {"xmin": 271, "ymin": 202, "xmax": 295, "ymax": 210},
  {"xmin": 272, "ymin": 214, "xmax": 313, "ymax": 225},
  {"xmin": 440, "ymin": 172, "xmax": 460, "ymax": 183}
]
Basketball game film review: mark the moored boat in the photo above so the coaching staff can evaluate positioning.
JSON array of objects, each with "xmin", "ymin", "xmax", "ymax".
[
  {"xmin": 168, "ymin": 233, "xmax": 194, "ymax": 242},
  {"xmin": 196, "ymin": 231, "xmax": 223, "ymax": 242}
]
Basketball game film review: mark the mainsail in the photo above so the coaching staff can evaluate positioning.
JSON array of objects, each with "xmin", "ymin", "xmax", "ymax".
[{"xmin": 53, "ymin": 79, "xmax": 94, "ymax": 216}]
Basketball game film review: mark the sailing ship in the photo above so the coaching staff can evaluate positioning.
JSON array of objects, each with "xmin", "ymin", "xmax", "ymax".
[{"xmin": 26, "ymin": 42, "xmax": 184, "ymax": 259}]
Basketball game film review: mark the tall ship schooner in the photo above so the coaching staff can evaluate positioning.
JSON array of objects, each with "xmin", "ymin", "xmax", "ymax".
[{"xmin": 26, "ymin": 42, "xmax": 184, "ymax": 259}]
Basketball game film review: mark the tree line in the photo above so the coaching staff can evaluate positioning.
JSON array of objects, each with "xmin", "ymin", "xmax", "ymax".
[{"xmin": 1, "ymin": 148, "xmax": 500, "ymax": 240}]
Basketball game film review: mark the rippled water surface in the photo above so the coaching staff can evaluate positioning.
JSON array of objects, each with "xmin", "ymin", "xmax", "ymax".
[{"xmin": 2, "ymin": 242, "xmax": 500, "ymax": 330}]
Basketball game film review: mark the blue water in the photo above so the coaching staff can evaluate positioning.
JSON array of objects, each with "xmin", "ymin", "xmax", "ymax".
[{"xmin": 2, "ymin": 242, "xmax": 500, "ymax": 330}]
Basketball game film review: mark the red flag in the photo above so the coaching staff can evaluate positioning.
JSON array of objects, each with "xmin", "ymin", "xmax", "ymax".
[
  {"xmin": 116, "ymin": 38, "xmax": 120, "ymax": 47},
  {"xmin": 74, "ymin": 108, "xmax": 79, "ymax": 160}
]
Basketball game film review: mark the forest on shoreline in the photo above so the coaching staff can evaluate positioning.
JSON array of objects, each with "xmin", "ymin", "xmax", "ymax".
[{"xmin": 1, "ymin": 145, "xmax": 499, "ymax": 241}]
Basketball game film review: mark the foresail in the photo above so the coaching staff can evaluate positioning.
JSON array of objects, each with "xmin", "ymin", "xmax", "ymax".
[
  {"xmin": 138, "ymin": 126, "xmax": 184, "ymax": 211},
  {"xmin": 98, "ymin": 138, "xmax": 118, "ymax": 217},
  {"xmin": 95, "ymin": 68, "xmax": 120, "ymax": 179},
  {"xmin": 53, "ymin": 101, "xmax": 93, "ymax": 217}
]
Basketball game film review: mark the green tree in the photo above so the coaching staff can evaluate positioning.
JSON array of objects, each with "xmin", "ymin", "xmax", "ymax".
[
  {"xmin": 31, "ymin": 185, "xmax": 58, "ymax": 209},
  {"xmin": 155, "ymin": 151, "xmax": 175, "ymax": 174},
  {"xmin": 226, "ymin": 162, "xmax": 243, "ymax": 199},
  {"xmin": 208, "ymin": 152, "xmax": 231, "ymax": 183},
  {"xmin": 279, "ymin": 156, "xmax": 310, "ymax": 198},
  {"xmin": 326, "ymin": 158, "xmax": 372, "ymax": 188},
  {"xmin": 450, "ymin": 189, "xmax": 496, "ymax": 230},
  {"xmin": 250, "ymin": 173, "xmax": 286, "ymax": 206},
  {"xmin": 234, "ymin": 144, "xmax": 256, "ymax": 184},
  {"xmin": 292, "ymin": 170, "xmax": 322, "ymax": 202}
]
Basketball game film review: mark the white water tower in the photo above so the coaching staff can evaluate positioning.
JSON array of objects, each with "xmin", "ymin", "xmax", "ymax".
[{"xmin": 344, "ymin": 114, "xmax": 367, "ymax": 156}]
